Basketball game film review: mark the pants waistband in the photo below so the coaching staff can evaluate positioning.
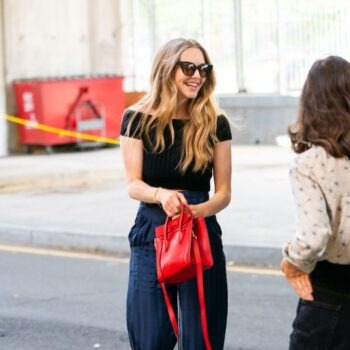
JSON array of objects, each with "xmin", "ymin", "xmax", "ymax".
[
  {"xmin": 311, "ymin": 260, "xmax": 350, "ymax": 295},
  {"xmin": 141, "ymin": 190, "xmax": 209, "ymax": 207}
]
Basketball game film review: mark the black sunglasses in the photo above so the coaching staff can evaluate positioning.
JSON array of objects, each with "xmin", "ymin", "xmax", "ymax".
[{"xmin": 176, "ymin": 61, "xmax": 213, "ymax": 78}]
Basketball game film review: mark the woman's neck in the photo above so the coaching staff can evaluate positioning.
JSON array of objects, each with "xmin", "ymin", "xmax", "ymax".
[{"xmin": 173, "ymin": 103, "xmax": 190, "ymax": 120}]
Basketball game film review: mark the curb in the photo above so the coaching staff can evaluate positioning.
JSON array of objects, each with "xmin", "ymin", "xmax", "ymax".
[
  {"xmin": 0, "ymin": 225, "xmax": 282, "ymax": 268},
  {"xmin": 224, "ymin": 245, "xmax": 282, "ymax": 268}
]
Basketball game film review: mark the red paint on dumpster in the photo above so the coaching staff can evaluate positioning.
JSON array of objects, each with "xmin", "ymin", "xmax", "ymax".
[{"xmin": 13, "ymin": 76, "xmax": 125, "ymax": 146}]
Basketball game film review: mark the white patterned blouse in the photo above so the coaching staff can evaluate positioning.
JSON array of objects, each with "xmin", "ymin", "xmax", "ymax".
[{"xmin": 283, "ymin": 146, "xmax": 350, "ymax": 273}]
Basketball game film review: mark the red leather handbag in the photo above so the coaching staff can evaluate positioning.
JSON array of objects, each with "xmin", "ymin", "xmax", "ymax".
[{"xmin": 154, "ymin": 204, "xmax": 213, "ymax": 350}]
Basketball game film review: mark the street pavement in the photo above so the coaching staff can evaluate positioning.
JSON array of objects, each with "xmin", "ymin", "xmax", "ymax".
[
  {"xmin": 0, "ymin": 248, "xmax": 297, "ymax": 350},
  {"xmin": 0, "ymin": 145, "xmax": 297, "ymax": 267}
]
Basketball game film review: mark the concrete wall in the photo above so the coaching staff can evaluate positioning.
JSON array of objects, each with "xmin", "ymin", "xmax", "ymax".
[
  {"xmin": 218, "ymin": 94, "xmax": 299, "ymax": 145},
  {"xmin": 0, "ymin": 1, "xmax": 299, "ymax": 152},
  {"xmin": 0, "ymin": 0, "xmax": 7, "ymax": 156},
  {"xmin": 3, "ymin": 0, "xmax": 123, "ymax": 152}
]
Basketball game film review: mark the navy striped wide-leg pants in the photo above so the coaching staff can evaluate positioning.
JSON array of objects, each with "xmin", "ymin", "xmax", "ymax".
[{"xmin": 126, "ymin": 191, "xmax": 228, "ymax": 350}]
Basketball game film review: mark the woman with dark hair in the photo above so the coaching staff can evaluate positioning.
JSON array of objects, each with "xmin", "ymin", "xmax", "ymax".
[
  {"xmin": 281, "ymin": 55, "xmax": 350, "ymax": 349},
  {"xmin": 120, "ymin": 38, "xmax": 231, "ymax": 350}
]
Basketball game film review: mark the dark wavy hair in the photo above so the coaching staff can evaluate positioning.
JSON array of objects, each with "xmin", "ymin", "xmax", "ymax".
[{"xmin": 289, "ymin": 56, "xmax": 350, "ymax": 157}]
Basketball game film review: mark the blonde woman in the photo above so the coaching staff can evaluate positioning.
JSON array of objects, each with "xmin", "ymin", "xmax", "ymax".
[{"xmin": 120, "ymin": 38, "xmax": 232, "ymax": 350}]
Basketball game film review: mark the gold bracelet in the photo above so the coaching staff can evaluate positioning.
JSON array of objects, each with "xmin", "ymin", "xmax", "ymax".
[{"xmin": 153, "ymin": 187, "xmax": 161, "ymax": 204}]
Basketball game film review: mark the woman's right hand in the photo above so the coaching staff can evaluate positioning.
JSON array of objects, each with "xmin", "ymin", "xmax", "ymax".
[
  {"xmin": 157, "ymin": 188, "xmax": 188, "ymax": 217},
  {"xmin": 281, "ymin": 258, "xmax": 314, "ymax": 301}
]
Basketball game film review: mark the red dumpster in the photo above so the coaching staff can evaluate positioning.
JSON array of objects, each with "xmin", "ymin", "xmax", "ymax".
[{"xmin": 13, "ymin": 75, "xmax": 125, "ymax": 150}]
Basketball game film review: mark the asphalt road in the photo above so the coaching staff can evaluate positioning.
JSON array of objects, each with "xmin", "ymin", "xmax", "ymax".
[{"xmin": 0, "ymin": 245, "xmax": 298, "ymax": 350}]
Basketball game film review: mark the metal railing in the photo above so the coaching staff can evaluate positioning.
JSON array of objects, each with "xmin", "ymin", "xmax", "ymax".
[{"xmin": 121, "ymin": 0, "xmax": 350, "ymax": 94}]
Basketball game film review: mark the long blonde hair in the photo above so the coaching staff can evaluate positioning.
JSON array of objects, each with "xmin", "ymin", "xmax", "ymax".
[{"xmin": 127, "ymin": 38, "xmax": 221, "ymax": 173}]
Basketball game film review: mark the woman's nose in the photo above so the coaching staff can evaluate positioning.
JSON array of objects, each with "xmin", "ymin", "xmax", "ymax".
[{"xmin": 192, "ymin": 68, "xmax": 201, "ymax": 78}]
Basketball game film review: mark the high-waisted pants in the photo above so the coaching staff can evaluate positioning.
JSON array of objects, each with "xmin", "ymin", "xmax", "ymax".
[
  {"xmin": 289, "ymin": 261, "xmax": 350, "ymax": 350},
  {"xmin": 126, "ymin": 191, "xmax": 228, "ymax": 350}
]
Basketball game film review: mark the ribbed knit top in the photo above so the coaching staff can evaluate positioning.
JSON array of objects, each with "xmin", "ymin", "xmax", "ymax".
[{"xmin": 120, "ymin": 109, "xmax": 232, "ymax": 191}]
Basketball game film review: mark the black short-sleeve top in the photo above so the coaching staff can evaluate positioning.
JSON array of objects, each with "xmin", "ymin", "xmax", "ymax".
[{"xmin": 120, "ymin": 109, "xmax": 232, "ymax": 192}]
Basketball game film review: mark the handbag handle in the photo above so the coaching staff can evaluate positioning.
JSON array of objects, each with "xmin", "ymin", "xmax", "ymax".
[
  {"xmin": 160, "ymin": 238, "xmax": 212, "ymax": 350},
  {"xmin": 163, "ymin": 204, "xmax": 193, "ymax": 250}
]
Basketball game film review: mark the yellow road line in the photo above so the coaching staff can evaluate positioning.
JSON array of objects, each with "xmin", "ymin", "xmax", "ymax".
[
  {"xmin": 0, "ymin": 244, "xmax": 129, "ymax": 264},
  {"xmin": 227, "ymin": 265, "xmax": 283, "ymax": 276},
  {"xmin": 4, "ymin": 114, "xmax": 120, "ymax": 145},
  {"xmin": 0, "ymin": 244, "xmax": 282, "ymax": 276}
]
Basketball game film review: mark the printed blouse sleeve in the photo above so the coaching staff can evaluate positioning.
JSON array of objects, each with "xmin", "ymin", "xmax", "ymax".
[
  {"xmin": 283, "ymin": 160, "xmax": 332, "ymax": 273},
  {"xmin": 216, "ymin": 115, "xmax": 232, "ymax": 142},
  {"xmin": 120, "ymin": 109, "xmax": 142, "ymax": 139}
]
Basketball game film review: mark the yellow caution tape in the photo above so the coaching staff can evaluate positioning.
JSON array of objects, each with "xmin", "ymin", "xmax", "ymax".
[{"xmin": 4, "ymin": 114, "xmax": 119, "ymax": 145}]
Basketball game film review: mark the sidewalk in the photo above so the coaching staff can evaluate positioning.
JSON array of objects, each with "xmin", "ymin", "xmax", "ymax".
[{"xmin": 0, "ymin": 145, "xmax": 297, "ymax": 267}]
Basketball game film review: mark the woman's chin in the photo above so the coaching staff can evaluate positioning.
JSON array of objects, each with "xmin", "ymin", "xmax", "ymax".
[{"xmin": 185, "ymin": 91, "xmax": 198, "ymax": 100}]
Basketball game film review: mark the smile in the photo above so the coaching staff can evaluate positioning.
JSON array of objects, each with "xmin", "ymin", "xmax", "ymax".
[{"xmin": 185, "ymin": 82, "xmax": 200, "ymax": 88}]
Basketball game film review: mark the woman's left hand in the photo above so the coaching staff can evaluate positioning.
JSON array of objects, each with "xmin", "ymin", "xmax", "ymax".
[{"xmin": 281, "ymin": 258, "xmax": 314, "ymax": 301}]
